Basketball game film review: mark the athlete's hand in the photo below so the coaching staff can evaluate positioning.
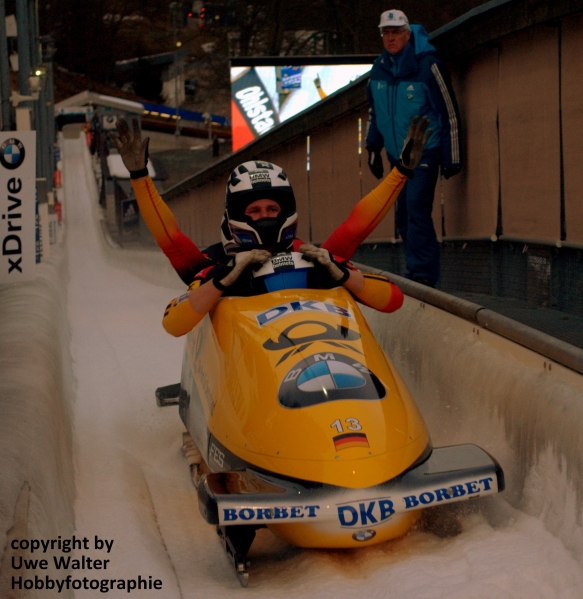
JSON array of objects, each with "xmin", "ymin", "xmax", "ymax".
[
  {"xmin": 300, "ymin": 244, "xmax": 349, "ymax": 283},
  {"xmin": 109, "ymin": 118, "xmax": 150, "ymax": 174},
  {"xmin": 216, "ymin": 249, "xmax": 272, "ymax": 288},
  {"xmin": 399, "ymin": 116, "xmax": 431, "ymax": 172},
  {"xmin": 367, "ymin": 148, "xmax": 384, "ymax": 179}
]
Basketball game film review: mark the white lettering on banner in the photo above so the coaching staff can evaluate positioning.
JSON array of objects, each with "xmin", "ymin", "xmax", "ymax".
[
  {"xmin": 236, "ymin": 86, "xmax": 261, "ymax": 102},
  {"xmin": 0, "ymin": 132, "xmax": 36, "ymax": 284},
  {"xmin": 235, "ymin": 86, "xmax": 276, "ymax": 136},
  {"xmin": 245, "ymin": 97, "xmax": 269, "ymax": 114},
  {"xmin": 255, "ymin": 118, "xmax": 275, "ymax": 133},
  {"xmin": 256, "ymin": 301, "xmax": 353, "ymax": 326}
]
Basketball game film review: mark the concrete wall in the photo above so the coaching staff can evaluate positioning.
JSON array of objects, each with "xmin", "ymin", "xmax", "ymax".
[{"xmin": 441, "ymin": 17, "xmax": 583, "ymax": 243}]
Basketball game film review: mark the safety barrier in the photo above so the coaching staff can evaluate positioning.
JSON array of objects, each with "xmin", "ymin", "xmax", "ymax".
[{"xmin": 360, "ymin": 280, "xmax": 583, "ymax": 565}]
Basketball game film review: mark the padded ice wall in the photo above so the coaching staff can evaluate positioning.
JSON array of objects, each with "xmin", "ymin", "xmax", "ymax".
[
  {"xmin": 362, "ymin": 298, "xmax": 583, "ymax": 564},
  {"xmin": 0, "ymin": 244, "xmax": 75, "ymax": 598}
]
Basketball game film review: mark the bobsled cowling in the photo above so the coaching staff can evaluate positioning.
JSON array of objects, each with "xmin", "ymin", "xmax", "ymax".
[
  {"xmin": 181, "ymin": 287, "xmax": 430, "ymax": 489},
  {"xmin": 178, "ymin": 253, "xmax": 505, "ymax": 549}
]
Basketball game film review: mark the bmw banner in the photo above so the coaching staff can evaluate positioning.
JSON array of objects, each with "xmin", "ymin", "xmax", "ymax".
[{"xmin": 0, "ymin": 132, "xmax": 37, "ymax": 284}]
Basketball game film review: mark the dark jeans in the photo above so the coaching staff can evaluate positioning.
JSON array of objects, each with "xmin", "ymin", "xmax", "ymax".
[{"xmin": 393, "ymin": 161, "xmax": 440, "ymax": 285}]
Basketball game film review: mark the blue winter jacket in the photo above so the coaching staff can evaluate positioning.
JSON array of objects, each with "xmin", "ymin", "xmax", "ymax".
[{"xmin": 366, "ymin": 24, "xmax": 462, "ymax": 169}]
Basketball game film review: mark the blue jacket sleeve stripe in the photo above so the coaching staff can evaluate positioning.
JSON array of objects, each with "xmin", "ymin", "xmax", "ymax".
[{"xmin": 430, "ymin": 63, "xmax": 460, "ymax": 164}]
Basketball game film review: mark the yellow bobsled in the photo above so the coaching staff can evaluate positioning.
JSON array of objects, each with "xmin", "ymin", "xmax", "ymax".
[{"xmin": 172, "ymin": 253, "xmax": 503, "ymax": 585}]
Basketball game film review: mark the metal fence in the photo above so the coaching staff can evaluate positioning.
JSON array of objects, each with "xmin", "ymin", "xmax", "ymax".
[{"xmin": 353, "ymin": 239, "xmax": 583, "ymax": 319}]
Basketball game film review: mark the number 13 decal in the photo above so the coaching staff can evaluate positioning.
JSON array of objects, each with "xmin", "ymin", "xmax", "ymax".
[{"xmin": 331, "ymin": 418, "xmax": 362, "ymax": 433}]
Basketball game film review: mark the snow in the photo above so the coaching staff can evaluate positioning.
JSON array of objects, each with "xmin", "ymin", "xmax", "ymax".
[{"xmin": 2, "ymin": 130, "xmax": 583, "ymax": 597}]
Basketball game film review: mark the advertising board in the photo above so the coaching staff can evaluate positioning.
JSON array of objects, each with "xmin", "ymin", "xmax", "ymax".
[
  {"xmin": 0, "ymin": 132, "xmax": 37, "ymax": 284},
  {"xmin": 230, "ymin": 57, "xmax": 374, "ymax": 151}
]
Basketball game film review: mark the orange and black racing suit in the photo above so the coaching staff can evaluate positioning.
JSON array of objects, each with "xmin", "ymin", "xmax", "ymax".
[{"xmin": 130, "ymin": 168, "xmax": 408, "ymax": 337}]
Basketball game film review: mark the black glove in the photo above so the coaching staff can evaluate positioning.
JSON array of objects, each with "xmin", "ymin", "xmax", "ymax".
[
  {"xmin": 442, "ymin": 166, "xmax": 461, "ymax": 180},
  {"xmin": 367, "ymin": 149, "xmax": 384, "ymax": 180}
]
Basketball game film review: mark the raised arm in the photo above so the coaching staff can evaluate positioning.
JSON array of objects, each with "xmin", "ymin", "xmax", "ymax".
[
  {"xmin": 322, "ymin": 116, "xmax": 431, "ymax": 260},
  {"xmin": 110, "ymin": 118, "xmax": 210, "ymax": 284}
]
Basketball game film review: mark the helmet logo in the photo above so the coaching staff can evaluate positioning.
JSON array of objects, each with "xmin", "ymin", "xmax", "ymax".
[{"xmin": 249, "ymin": 171, "xmax": 271, "ymax": 186}]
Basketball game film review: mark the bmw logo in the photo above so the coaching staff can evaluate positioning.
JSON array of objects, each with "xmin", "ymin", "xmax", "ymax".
[
  {"xmin": 279, "ymin": 352, "xmax": 386, "ymax": 409},
  {"xmin": 0, "ymin": 138, "xmax": 25, "ymax": 170},
  {"xmin": 352, "ymin": 529, "xmax": 376, "ymax": 542}
]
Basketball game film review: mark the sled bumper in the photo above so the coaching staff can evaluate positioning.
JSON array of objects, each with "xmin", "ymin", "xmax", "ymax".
[{"xmin": 198, "ymin": 444, "xmax": 504, "ymax": 526}]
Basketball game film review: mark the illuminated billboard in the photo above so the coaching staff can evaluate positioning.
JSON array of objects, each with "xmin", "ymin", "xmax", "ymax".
[{"xmin": 230, "ymin": 57, "xmax": 374, "ymax": 151}]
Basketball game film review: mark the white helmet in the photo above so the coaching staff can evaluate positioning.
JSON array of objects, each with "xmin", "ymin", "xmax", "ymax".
[{"xmin": 224, "ymin": 161, "xmax": 298, "ymax": 251}]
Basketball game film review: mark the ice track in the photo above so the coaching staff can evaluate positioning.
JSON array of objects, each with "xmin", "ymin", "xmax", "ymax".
[{"xmin": 62, "ymin": 134, "xmax": 583, "ymax": 598}]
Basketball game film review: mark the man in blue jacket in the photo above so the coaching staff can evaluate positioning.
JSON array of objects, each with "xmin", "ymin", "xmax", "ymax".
[{"xmin": 366, "ymin": 9, "xmax": 461, "ymax": 287}]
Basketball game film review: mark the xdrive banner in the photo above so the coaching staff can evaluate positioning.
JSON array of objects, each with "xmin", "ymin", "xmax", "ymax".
[{"xmin": 0, "ymin": 132, "xmax": 37, "ymax": 284}]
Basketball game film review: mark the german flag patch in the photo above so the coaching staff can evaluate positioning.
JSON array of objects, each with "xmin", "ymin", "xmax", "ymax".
[{"xmin": 333, "ymin": 432, "xmax": 369, "ymax": 451}]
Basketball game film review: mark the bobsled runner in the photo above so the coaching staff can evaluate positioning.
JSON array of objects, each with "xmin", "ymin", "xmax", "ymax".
[{"xmin": 159, "ymin": 253, "xmax": 504, "ymax": 586}]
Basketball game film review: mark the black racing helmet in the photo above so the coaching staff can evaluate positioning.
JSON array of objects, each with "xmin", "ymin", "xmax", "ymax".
[{"xmin": 223, "ymin": 161, "xmax": 298, "ymax": 251}]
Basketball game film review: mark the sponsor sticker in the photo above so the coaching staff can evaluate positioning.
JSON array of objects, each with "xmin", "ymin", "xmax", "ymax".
[
  {"xmin": 256, "ymin": 300, "xmax": 353, "ymax": 327},
  {"xmin": 271, "ymin": 254, "xmax": 295, "ymax": 271},
  {"xmin": 352, "ymin": 529, "xmax": 376, "ymax": 542},
  {"xmin": 249, "ymin": 171, "xmax": 271, "ymax": 185},
  {"xmin": 278, "ymin": 353, "xmax": 386, "ymax": 408},
  {"xmin": 216, "ymin": 476, "xmax": 498, "ymax": 526},
  {"xmin": 1, "ymin": 132, "xmax": 36, "ymax": 283},
  {"xmin": 220, "ymin": 505, "xmax": 321, "ymax": 525}
]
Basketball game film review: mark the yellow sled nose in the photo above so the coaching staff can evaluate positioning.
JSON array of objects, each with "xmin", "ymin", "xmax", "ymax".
[{"xmin": 191, "ymin": 289, "xmax": 430, "ymax": 489}]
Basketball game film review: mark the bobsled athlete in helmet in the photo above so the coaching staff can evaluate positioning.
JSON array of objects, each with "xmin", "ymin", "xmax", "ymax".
[{"xmin": 111, "ymin": 116, "xmax": 431, "ymax": 336}]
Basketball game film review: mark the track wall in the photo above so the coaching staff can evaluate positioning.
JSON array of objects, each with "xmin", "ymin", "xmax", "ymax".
[
  {"xmin": 0, "ymin": 243, "xmax": 75, "ymax": 599},
  {"xmin": 362, "ymin": 298, "xmax": 583, "ymax": 564}
]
